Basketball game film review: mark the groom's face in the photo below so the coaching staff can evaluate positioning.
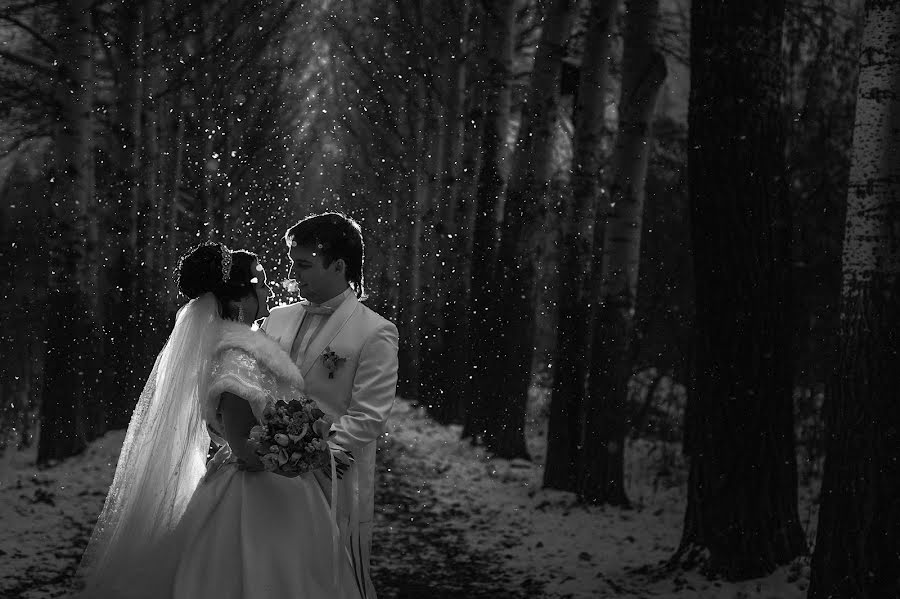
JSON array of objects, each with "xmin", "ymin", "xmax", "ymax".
[{"xmin": 288, "ymin": 244, "xmax": 346, "ymax": 303}]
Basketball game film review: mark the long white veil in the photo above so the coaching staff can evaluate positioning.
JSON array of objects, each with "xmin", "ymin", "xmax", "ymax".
[{"xmin": 77, "ymin": 293, "xmax": 221, "ymax": 583}]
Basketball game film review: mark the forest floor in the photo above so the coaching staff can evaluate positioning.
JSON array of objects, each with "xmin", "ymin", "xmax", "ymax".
[{"xmin": 0, "ymin": 395, "xmax": 820, "ymax": 599}]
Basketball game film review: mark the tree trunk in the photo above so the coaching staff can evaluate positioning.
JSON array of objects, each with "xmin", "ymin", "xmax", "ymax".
[
  {"xmin": 479, "ymin": 0, "xmax": 576, "ymax": 459},
  {"xmin": 578, "ymin": 0, "xmax": 666, "ymax": 505},
  {"xmin": 417, "ymin": 99, "xmax": 446, "ymax": 402},
  {"xmin": 675, "ymin": 0, "xmax": 806, "ymax": 579},
  {"xmin": 198, "ymin": 3, "xmax": 217, "ymax": 240},
  {"xmin": 544, "ymin": 0, "xmax": 618, "ymax": 491},
  {"xmin": 435, "ymin": 21, "xmax": 484, "ymax": 426},
  {"xmin": 809, "ymin": 3, "xmax": 900, "ymax": 597},
  {"xmin": 387, "ymin": 170, "xmax": 403, "ymax": 325},
  {"xmin": 399, "ymin": 67, "xmax": 429, "ymax": 399},
  {"xmin": 167, "ymin": 15, "xmax": 189, "ymax": 299},
  {"xmin": 463, "ymin": 0, "xmax": 516, "ymax": 441},
  {"xmin": 421, "ymin": 0, "xmax": 469, "ymax": 419},
  {"xmin": 107, "ymin": 0, "xmax": 146, "ymax": 428},
  {"xmin": 142, "ymin": 14, "xmax": 170, "ymax": 387},
  {"xmin": 39, "ymin": 0, "xmax": 104, "ymax": 463}
]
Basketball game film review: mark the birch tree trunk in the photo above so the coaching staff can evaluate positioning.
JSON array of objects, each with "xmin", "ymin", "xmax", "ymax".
[
  {"xmin": 39, "ymin": 0, "xmax": 104, "ymax": 463},
  {"xmin": 809, "ymin": 3, "xmax": 900, "ymax": 596},
  {"xmin": 479, "ymin": 0, "xmax": 576, "ymax": 459},
  {"xmin": 544, "ymin": 0, "xmax": 619, "ymax": 492},
  {"xmin": 463, "ymin": 0, "xmax": 516, "ymax": 441},
  {"xmin": 676, "ymin": 0, "xmax": 806, "ymax": 579},
  {"xmin": 578, "ymin": 0, "xmax": 666, "ymax": 505}
]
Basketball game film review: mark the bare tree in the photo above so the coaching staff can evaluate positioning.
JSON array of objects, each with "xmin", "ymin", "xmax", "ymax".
[
  {"xmin": 809, "ymin": 2, "xmax": 900, "ymax": 596},
  {"xmin": 544, "ymin": 0, "xmax": 619, "ymax": 491},
  {"xmin": 419, "ymin": 0, "xmax": 472, "ymax": 422},
  {"xmin": 429, "ymin": 1, "xmax": 486, "ymax": 425},
  {"xmin": 1, "ymin": 0, "xmax": 319, "ymax": 458},
  {"xmin": 463, "ymin": 0, "xmax": 517, "ymax": 441},
  {"xmin": 675, "ymin": 0, "xmax": 806, "ymax": 578},
  {"xmin": 39, "ymin": 0, "xmax": 105, "ymax": 463},
  {"xmin": 104, "ymin": 0, "xmax": 147, "ymax": 427},
  {"xmin": 578, "ymin": 0, "xmax": 666, "ymax": 505},
  {"xmin": 475, "ymin": 0, "xmax": 577, "ymax": 459}
]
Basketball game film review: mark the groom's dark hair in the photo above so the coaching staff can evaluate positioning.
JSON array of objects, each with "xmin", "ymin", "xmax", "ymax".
[{"xmin": 285, "ymin": 212, "xmax": 366, "ymax": 298}]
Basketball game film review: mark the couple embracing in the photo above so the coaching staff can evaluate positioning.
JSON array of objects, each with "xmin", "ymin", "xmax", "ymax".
[{"xmin": 75, "ymin": 212, "xmax": 399, "ymax": 599}]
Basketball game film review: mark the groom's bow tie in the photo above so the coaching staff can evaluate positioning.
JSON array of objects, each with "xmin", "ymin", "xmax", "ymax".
[{"xmin": 300, "ymin": 300, "xmax": 335, "ymax": 315}]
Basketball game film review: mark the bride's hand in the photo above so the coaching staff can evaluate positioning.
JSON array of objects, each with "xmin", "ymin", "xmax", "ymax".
[
  {"xmin": 237, "ymin": 459, "xmax": 299, "ymax": 477},
  {"xmin": 232, "ymin": 438, "xmax": 265, "ymax": 472}
]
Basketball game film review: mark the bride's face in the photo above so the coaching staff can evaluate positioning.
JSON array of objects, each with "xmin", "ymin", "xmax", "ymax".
[{"xmin": 236, "ymin": 261, "xmax": 271, "ymax": 323}]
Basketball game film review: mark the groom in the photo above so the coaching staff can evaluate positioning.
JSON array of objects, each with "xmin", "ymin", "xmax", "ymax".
[{"xmin": 261, "ymin": 212, "xmax": 399, "ymax": 599}]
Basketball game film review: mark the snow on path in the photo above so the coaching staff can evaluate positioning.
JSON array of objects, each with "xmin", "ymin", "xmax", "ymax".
[
  {"xmin": 383, "ymin": 399, "xmax": 818, "ymax": 598},
  {"xmin": 0, "ymin": 430, "xmax": 123, "ymax": 599},
  {"xmin": 0, "ymin": 398, "xmax": 819, "ymax": 598}
]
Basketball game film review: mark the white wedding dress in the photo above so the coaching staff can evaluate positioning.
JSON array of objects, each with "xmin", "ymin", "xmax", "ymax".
[{"xmin": 75, "ymin": 295, "xmax": 362, "ymax": 599}]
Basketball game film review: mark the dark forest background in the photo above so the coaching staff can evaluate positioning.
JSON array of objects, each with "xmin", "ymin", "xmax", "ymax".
[{"xmin": 1, "ymin": 0, "xmax": 898, "ymax": 596}]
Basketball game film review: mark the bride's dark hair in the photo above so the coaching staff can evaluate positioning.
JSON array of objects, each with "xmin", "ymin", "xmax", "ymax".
[{"xmin": 176, "ymin": 242, "xmax": 258, "ymax": 307}]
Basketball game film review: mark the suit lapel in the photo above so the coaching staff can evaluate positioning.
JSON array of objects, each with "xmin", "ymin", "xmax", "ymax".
[{"xmin": 300, "ymin": 294, "xmax": 360, "ymax": 376}]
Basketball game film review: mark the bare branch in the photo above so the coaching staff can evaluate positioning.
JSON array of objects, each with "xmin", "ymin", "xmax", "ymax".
[
  {"xmin": 0, "ymin": 13, "xmax": 57, "ymax": 53},
  {"xmin": 0, "ymin": 47, "xmax": 55, "ymax": 76},
  {"xmin": 0, "ymin": 130, "xmax": 51, "ymax": 157},
  {"xmin": 0, "ymin": 0, "xmax": 57, "ymax": 18}
]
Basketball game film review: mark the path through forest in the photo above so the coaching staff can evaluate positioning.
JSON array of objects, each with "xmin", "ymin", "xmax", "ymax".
[
  {"xmin": 371, "ymin": 433, "xmax": 539, "ymax": 597},
  {"xmin": 0, "ymin": 401, "xmax": 544, "ymax": 599},
  {"xmin": 1, "ymin": 398, "xmax": 816, "ymax": 599}
]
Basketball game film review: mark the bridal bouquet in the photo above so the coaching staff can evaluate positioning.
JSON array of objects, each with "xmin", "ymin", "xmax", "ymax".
[{"xmin": 248, "ymin": 398, "xmax": 339, "ymax": 475}]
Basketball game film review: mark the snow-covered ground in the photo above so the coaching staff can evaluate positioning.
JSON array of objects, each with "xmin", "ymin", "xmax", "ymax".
[
  {"xmin": 0, "ymin": 429, "xmax": 124, "ymax": 599},
  {"xmin": 0, "ymin": 397, "xmax": 819, "ymax": 598},
  {"xmin": 386, "ymin": 399, "xmax": 819, "ymax": 598}
]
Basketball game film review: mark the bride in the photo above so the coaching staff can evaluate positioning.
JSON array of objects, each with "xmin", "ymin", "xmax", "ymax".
[{"xmin": 75, "ymin": 242, "xmax": 360, "ymax": 599}]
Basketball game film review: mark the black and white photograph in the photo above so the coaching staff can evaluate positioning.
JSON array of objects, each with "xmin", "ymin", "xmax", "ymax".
[{"xmin": 0, "ymin": 0, "xmax": 898, "ymax": 597}]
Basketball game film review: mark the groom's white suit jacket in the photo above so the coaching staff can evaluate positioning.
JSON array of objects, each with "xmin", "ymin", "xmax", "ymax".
[{"xmin": 262, "ymin": 292, "xmax": 398, "ymax": 598}]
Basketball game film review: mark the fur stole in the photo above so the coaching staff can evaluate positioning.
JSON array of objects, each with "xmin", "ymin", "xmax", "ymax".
[{"xmin": 215, "ymin": 321, "xmax": 305, "ymax": 390}]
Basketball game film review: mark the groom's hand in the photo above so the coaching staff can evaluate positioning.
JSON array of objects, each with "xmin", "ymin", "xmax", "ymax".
[
  {"xmin": 322, "ymin": 463, "xmax": 349, "ymax": 480},
  {"xmin": 323, "ymin": 450, "xmax": 353, "ymax": 480}
]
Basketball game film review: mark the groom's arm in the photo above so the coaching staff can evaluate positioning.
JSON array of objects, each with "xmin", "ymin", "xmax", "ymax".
[{"xmin": 330, "ymin": 322, "xmax": 399, "ymax": 450}]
